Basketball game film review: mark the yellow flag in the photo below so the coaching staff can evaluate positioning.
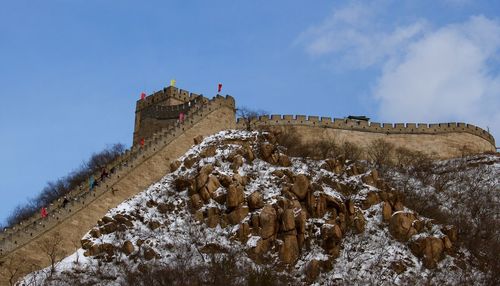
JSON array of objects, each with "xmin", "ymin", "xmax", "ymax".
[{"xmin": 170, "ymin": 79, "xmax": 176, "ymax": 87}]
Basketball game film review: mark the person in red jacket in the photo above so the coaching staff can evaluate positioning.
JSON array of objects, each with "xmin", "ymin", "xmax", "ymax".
[{"xmin": 41, "ymin": 207, "xmax": 48, "ymax": 219}]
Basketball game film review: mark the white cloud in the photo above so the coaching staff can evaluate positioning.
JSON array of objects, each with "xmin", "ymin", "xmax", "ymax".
[
  {"xmin": 374, "ymin": 16, "xmax": 500, "ymax": 138},
  {"xmin": 296, "ymin": 2, "xmax": 427, "ymax": 68},
  {"xmin": 297, "ymin": 4, "xmax": 500, "ymax": 140}
]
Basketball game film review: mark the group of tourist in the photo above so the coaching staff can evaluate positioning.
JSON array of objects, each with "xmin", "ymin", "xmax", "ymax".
[{"xmin": 39, "ymin": 167, "xmax": 115, "ymax": 220}]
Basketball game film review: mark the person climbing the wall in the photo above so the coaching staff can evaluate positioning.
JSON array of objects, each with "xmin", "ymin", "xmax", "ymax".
[
  {"xmin": 89, "ymin": 175, "xmax": 96, "ymax": 191},
  {"xmin": 218, "ymin": 83, "xmax": 223, "ymax": 93},
  {"xmin": 100, "ymin": 167, "xmax": 108, "ymax": 181},
  {"xmin": 41, "ymin": 207, "xmax": 48, "ymax": 219},
  {"xmin": 62, "ymin": 196, "xmax": 69, "ymax": 208},
  {"xmin": 140, "ymin": 138, "xmax": 145, "ymax": 147},
  {"xmin": 179, "ymin": 112, "xmax": 185, "ymax": 124}
]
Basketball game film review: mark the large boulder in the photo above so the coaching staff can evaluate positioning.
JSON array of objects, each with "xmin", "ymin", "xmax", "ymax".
[
  {"xmin": 101, "ymin": 222, "xmax": 117, "ymax": 234},
  {"xmin": 206, "ymin": 207, "xmax": 220, "ymax": 228},
  {"xmin": 148, "ymin": 220, "xmax": 161, "ymax": 230},
  {"xmin": 157, "ymin": 203, "xmax": 169, "ymax": 214},
  {"xmin": 169, "ymin": 160, "xmax": 181, "ymax": 172},
  {"xmin": 113, "ymin": 214, "xmax": 133, "ymax": 228},
  {"xmin": 227, "ymin": 206, "xmax": 249, "ymax": 225},
  {"xmin": 441, "ymin": 225, "xmax": 458, "ymax": 242},
  {"xmin": 98, "ymin": 243, "xmax": 115, "ymax": 256},
  {"xmin": 259, "ymin": 143, "xmax": 274, "ymax": 161},
  {"xmin": 237, "ymin": 222, "xmax": 251, "ymax": 242},
  {"xmin": 202, "ymin": 175, "xmax": 221, "ymax": 197},
  {"xmin": 307, "ymin": 193, "xmax": 326, "ymax": 218},
  {"xmin": 143, "ymin": 248, "xmax": 158, "ymax": 261},
  {"xmin": 278, "ymin": 154, "xmax": 292, "ymax": 167},
  {"xmin": 193, "ymin": 135, "xmax": 204, "ymax": 145},
  {"xmin": 259, "ymin": 205, "xmax": 277, "ymax": 239},
  {"xmin": 183, "ymin": 156, "xmax": 200, "ymax": 169},
  {"xmin": 442, "ymin": 236, "xmax": 453, "ymax": 253},
  {"xmin": 409, "ymin": 236, "xmax": 444, "ymax": 269},
  {"xmin": 174, "ymin": 177, "xmax": 194, "ymax": 192},
  {"xmin": 218, "ymin": 174, "xmax": 232, "ymax": 188},
  {"xmin": 382, "ymin": 201, "xmax": 392, "ymax": 222},
  {"xmin": 226, "ymin": 184, "xmax": 245, "ymax": 208},
  {"xmin": 295, "ymin": 209, "xmax": 307, "ymax": 234},
  {"xmin": 232, "ymin": 174, "xmax": 248, "ymax": 186},
  {"xmin": 122, "ymin": 240, "xmax": 134, "ymax": 255},
  {"xmin": 81, "ymin": 239, "xmax": 93, "ymax": 250},
  {"xmin": 199, "ymin": 184, "xmax": 212, "ymax": 202},
  {"xmin": 200, "ymin": 145, "xmax": 216, "ymax": 158},
  {"xmin": 282, "ymin": 209, "xmax": 296, "ymax": 232},
  {"xmin": 248, "ymin": 191, "xmax": 264, "ymax": 210},
  {"xmin": 324, "ymin": 194, "xmax": 346, "ymax": 214},
  {"xmin": 247, "ymin": 237, "xmax": 271, "ymax": 262},
  {"xmin": 361, "ymin": 192, "xmax": 380, "ymax": 209},
  {"xmin": 305, "ymin": 259, "xmax": 321, "ymax": 282},
  {"xmin": 279, "ymin": 235, "xmax": 299, "ymax": 264},
  {"xmin": 389, "ymin": 212, "xmax": 418, "ymax": 241},
  {"xmin": 291, "ymin": 174, "xmax": 310, "ymax": 200},
  {"xmin": 321, "ymin": 223, "xmax": 342, "ymax": 242},
  {"xmin": 190, "ymin": 194, "xmax": 203, "ymax": 210},
  {"xmin": 231, "ymin": 155, "xmax": 244, "ymax": 171},
  {"xmin": 89, "ymin": 228, "xmax": 101, "ymax": 238},
  {"xmin": 195, "ymin": 164, "xmax": 213, "ymax": 190},
  {"xmin": 243, "ymin": 144, "xmax": 255, "ymax": 162}
]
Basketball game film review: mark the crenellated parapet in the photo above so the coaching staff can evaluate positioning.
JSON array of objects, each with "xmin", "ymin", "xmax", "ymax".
[
  {"xmin": 236, "ymin": 115, "xmax": 495, "ymax": 147},
  {"xmin": 133, "ymin": 86, "xmax": 213, "ymax": 145},
  {"xmin": 135, "ymin": 86, "xmax": 204, "ymax": 112}
]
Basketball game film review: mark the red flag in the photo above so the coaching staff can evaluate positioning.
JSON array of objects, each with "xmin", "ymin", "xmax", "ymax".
[
  {"xmin": 218, "ymin": 83, "xmax": 222, "ymax": 93},
  {"xmin": 41, "ymin": 207, "xmax": 47, "ymax": 218},
  {"xmin": 140, "ymin": 92, "xmax": 146, "ymax": 100}
]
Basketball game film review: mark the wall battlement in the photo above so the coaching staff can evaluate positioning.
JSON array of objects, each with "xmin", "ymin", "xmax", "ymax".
[
  {"xmin": 135, "ymin": 86, "xmax": 203, "ymax": 112},
  {"xmin": 236, "ymin": 115, "xmax": 495, "ymax": 147},
  {"xmin": 132, "ymin": 86, "xmax": 213, "ymax": 145}
]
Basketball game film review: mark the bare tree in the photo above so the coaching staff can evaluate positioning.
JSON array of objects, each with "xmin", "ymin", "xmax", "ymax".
[
  {"xmin": 37, "ymin": 231, "xmax": 66, "ymax": 275},
  {"xmin": 236, "ymin": 107, "xmax": 268, "ymax": 131},
  {"xmin": 367, "ymin": 139, "xmax": 395, "ymax": 170},
  {"xmin": 0, "ymin": 254, "xmax": 29, "ymax": 286}
]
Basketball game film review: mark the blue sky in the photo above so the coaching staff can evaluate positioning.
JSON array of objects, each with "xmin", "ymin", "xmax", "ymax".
[{"xmin": 1, "ymin": 0, "xmax": 499, "ymax": 225}]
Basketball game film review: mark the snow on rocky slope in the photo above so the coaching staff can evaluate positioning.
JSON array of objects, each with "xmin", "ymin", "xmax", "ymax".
[{"xmin": 19, "ymin": 130, "xmax": 491, "ymax": 285}]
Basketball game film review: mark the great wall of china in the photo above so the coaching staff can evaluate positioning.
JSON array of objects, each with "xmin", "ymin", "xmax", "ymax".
[{"xmin": 0, "ymin": 86, "xmax": 496, "ymax": 283}]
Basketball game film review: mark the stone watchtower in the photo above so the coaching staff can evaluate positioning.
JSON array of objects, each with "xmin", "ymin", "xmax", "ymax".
[{"xmin": 133, "ymin": 86, "xmax": 209, "ymax": 145}]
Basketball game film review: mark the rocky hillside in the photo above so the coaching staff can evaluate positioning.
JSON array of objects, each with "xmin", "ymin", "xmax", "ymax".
[{"xmin": 18, "ymin": 130, "xmax": 497, "ymax": 285}]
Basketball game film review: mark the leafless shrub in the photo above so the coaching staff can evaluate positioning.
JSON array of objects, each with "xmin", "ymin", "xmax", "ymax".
[
  {"xmin": 38, "ymin": 231, "xmax": 66, "ymax": 275},
  {"xmin": 237, "ymin": 107, "xmax": 268, "ymax": 131},
  {"xmin": 0, "ymin": 255, "xmax": 29, "ymax": 286},
  {"xmin": 339, "ymin": 141, "xmax": 363, "ymax": 162},
  {"xmin": 367, "ymin": 139, "xmax": 395, "ymax": 169},
  {"xmin": 274, "ymin": 127, "xmax": 363, "ymax": 161}
]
